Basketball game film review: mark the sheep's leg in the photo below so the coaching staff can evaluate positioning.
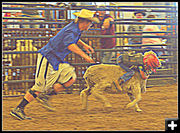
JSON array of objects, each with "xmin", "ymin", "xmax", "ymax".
[
  {"xmin": 80, "ymin": 77, "xmax": 91, "ymax": 110},
  {"xmin": 91, "ymin": 83, "xmax": 112, "ymax": 109},
  {"xmin": 80, "ymin": 88, "xmax": 91, "ymax": 110},
  {"xmin": 127, "ymin": 92, "xmax": 142, "ymax": 112},
  {"xmin": 126, "ymin": 87, "xmax": 141, "ymax": 109}
]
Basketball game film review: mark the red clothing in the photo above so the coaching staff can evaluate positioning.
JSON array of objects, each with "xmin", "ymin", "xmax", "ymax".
[{"xmin": 98, "ymin": 14, "xmax": 116, "ymax": 49}]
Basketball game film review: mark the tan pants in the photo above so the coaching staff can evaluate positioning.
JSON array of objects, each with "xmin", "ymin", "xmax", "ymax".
[{"xmin": 32, "ymin": 53, "xmax": 76, "ymax": 92}]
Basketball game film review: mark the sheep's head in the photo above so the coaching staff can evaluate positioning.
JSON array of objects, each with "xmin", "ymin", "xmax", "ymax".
[{"xmin": 143, "ymin": 51, "xmax": 161, "ymax": 73}]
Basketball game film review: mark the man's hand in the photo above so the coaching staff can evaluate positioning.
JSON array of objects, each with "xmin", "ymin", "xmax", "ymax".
[
  {"xmin": 68, "ymin": 44, "xmax": 95, "ymax": 63},
  {"xmin": 78, "ymin": 39, "xmax": 95, "ymax": 54},
  {"xmin": 83, "ymin": 44, "xmax": 94, "ymax": 54}
]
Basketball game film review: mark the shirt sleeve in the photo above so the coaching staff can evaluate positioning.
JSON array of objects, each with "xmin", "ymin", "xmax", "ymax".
[{"xmin": 63, "ymin": 31, "xmax": 76, "ymax": 47}]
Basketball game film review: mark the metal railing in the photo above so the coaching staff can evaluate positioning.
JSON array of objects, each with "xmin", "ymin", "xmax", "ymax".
[{"xmin": 2, "ymin": 2, "xmax": 178, "ymax": 96}]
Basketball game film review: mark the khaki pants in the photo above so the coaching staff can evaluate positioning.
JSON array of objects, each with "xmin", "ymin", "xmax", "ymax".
[{"xmin": 32, "ymin": 53, "xmax": 76, "ymax": 92}]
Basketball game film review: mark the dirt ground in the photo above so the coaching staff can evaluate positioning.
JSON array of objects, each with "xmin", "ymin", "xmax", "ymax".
[{"xmin": 2, "ymin": 83, "xmax": 178, "ymax": 131}]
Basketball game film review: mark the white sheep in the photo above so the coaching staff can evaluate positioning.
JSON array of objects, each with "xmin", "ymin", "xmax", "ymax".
[
  {"xmin": 80, "ymin": 64, "xmax": 147, "ymax": 112},
  {"xmin": 80, "ymin": 50, "xmax": 162, "ymax": 112}
]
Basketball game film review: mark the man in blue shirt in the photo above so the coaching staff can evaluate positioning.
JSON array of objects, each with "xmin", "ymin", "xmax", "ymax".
[{"xmin": 10, "ymin": 9, "xmax": 100, "ymax": 120}]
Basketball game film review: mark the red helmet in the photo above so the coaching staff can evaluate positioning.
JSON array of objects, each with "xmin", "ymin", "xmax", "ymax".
[{"xmin": 143, "ymin": 51, "xmax": 161, "ymax": 73}]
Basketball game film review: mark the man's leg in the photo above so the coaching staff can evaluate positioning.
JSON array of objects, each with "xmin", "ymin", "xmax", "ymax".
[
  {"xmin": 10, "ymin": 53, "xmax": 47, "ymax": 120},
  {"xmin": 10, "ymin": 89, "xmax": 40, "ymax": 120},
  {"xmin": 36, "ymin": 77, "xmax": 76, "ymax": 111}
]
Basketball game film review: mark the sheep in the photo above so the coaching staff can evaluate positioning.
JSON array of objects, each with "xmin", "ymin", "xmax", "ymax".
[{"xmin": 80, "ymin": 64, "xmax": 147, "ymax": 112}]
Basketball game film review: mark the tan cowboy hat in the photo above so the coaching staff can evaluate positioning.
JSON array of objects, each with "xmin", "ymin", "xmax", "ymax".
[{"xmin": 73, "ymin": 9, "xmax": 100, "ymax": 23}]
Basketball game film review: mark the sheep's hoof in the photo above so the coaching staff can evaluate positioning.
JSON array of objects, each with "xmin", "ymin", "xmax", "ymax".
[
  {"xmin": 104, "ymin": 106, "xmax": 112, "ymax": 110},
  {"xmin": 82, "ymin": 105, "xmax": 88, "ymax": 110},
  {"xmin": 135, "ymin": 108, "xmax": 142, "ymax": 112},
  {"xmin": 82, "ymin": 108, "xmax": 88, "ymax": 112},
  {"xmin": 104, "ymin": 105, "xmax": 112, "ymax": 112},
  {"xmin": 82, "ymin": 107, "xmax": 87, "ymax": 110},
  {"xmin": 104, "ymin": 103, "xmax": 112, "ymax": 108}
]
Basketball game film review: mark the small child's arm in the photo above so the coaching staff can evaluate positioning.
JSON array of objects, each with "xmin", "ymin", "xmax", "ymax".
[{"xmin": 138, "ymin": 66, "xmax": 149, "ymax": 80}]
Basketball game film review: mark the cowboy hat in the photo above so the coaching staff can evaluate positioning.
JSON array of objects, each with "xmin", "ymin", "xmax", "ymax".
[{"xmin": 73, "ymin": 9, "xmax": 100, "ymax": 23}]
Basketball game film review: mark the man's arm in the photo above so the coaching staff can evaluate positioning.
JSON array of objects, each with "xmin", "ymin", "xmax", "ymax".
[
  {"xmin": 77, "ymin": 39, "xmax": 86, "ymax": 46},
  {"xmin": 67, "ymin": 43, "xmax": 95, "ymax": 63}
]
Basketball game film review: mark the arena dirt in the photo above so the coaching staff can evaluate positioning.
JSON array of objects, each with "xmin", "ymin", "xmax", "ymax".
[{"xmin": 3, "ymin": 83, "xmax": 177, "ymax": 131}]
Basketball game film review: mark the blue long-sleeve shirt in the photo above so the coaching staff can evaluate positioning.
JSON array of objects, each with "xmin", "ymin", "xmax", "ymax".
[{"xmin": 39, "ymin": 21, "xmax": 82, "ymax": 70}]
